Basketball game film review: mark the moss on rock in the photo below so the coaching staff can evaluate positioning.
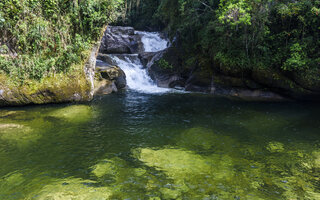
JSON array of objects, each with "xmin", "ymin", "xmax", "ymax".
[
  {"xmin": 136, "ymin": 148, "xmax": 212, "ymax": 177},
  {"xmin": 266, "ymin": 141, "xmax": 285, "ymax": 153},
  {"xmin": 91, "ymin": 158, "xmax": 119, "ymax": 178},
  {"xmin": 27, "ymin": 178, "xmax": 112, "ymax": 200},
  {"xmin": 313, "ymin": 150, "xmax": 320, "ymax": 168},
  {"xmin": 0, "ymin": 66, "xmax": 92, "ymax": 107},
  {"xmin": 176, "ymin": 127, "xmax": 236, "ymax": 152}
]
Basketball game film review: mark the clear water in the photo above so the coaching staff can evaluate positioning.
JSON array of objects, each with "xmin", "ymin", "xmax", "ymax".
[{"xmin": 0, "ymin": 91, "xmax": 319, "ymax": 200}]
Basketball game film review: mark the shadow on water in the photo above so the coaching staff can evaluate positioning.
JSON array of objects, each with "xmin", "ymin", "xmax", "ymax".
[{"xmin": 0, "ymin": 91, "xmax": 320, "ymax": 199}]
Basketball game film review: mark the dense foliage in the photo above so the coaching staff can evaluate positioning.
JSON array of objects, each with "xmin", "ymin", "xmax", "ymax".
[
  {"xmin": 1, "ymin": 0, "xmax": 319, "ymax": 83},
  {"xmin": 0, "ymin": 0, "xmax": 123, "ymax": 80},
  {"xmin": 125, "ymin": 0, "xmax": 320, "ymax": 76}
]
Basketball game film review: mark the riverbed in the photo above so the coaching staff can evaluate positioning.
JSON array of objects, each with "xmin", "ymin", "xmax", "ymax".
[{"xmin": 0, "ymin": 91, "xmax": 319, "ymax": 199}]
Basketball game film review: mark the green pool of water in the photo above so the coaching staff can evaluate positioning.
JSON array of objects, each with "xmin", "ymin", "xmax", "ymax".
[{"xmin": 0, "ymin": 91, "xmax": 319, "ymax": 199}]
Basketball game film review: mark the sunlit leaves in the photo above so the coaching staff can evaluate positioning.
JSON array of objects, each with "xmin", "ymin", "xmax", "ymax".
[
  {"xmin": 282, "ymin": 43, "xmax": 308, "ymax": 71},
  {"xmin": 218, "ymin": 0, "xmax": 252, "ymax": 26}
]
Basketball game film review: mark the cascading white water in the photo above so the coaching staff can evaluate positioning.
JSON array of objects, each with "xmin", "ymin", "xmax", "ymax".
[
  {"xmin": 107, "ymin": 54, "xmax": 170, "ymax": 93},
  {"xmin": 135, "ymin": 31, "xmax": 169, "ymax": 52},
  {"xmin": 104, "ymin": 31, "xmax": 171, "ymax": 93}
]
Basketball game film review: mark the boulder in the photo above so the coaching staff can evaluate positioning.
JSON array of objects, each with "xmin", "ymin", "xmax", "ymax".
[
  {"xmin": 146, "ymin": 47, "xmax": 185, "ymax": 88},
  {"xmin": 97, "ymin": 53, "xmax": 139, "ymax": 67},
  {"xmin": 94, "ymin": 65, "xmax": 126, "ymax": 95},
  {"xmin": 48, "ymin": 105, "xmax": 93, "ymax": 124},
  {"xmin": 185, "ymin": 67, "xmax": 213, "ymax": 93},
  {"xmin": 99, "ymin": 26, "xmax": 143, "ymax": 54},
  {"xmin": 0, "ymin": 73, "xmax": 92, "ymax": 107},
  {"xmin": 0, "ymin": 40, "xmax": 102, "ymax": 107},
  {"xmin": 139, "ymin": 52, "xmax": 157, "ymax": 67},
  {"xmin": 250, "ymin": 67, "xmax": 319, "ymax": 100},
  {"xmin": 98, "ymin": 66, "xmax": 127, "ymax": 89}
]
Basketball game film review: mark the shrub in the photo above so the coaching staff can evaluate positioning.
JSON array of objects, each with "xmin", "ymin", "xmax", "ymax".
[{"xmin": 0, "ymin": 0, "xmax": 125, "ymax": 82}]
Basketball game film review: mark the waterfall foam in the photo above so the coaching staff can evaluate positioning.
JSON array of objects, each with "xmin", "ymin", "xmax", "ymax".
[
  {"xmin": 135, "ymin": 31, "xmax": 169, "ymax": 52},
  {"xmin": 106, "ymin": 54, "xmax": 170, "ymax": 93}
]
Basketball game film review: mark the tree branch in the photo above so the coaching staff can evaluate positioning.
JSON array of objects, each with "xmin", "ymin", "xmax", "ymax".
[{"xmin": 197, "ymin": 0, "xmax": 214, "ymax": 11}]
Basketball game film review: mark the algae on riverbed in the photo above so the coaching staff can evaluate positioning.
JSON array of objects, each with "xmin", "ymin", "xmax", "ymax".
[
  {"xmin": 27, "ymin": 178, "xmax": 112, "ymax": 200},
  {"xmin": 133, "ymin": 125, "xmax": 320, "ymax": 200},
  {"xmin": 48, "ymin": 105, "xmax": 94, "ymax": 124},
  {"xmin": 0, "ymin": 123, "xmax": 37, "ymax": 145},
  {"xmin": 0, "ymin": 104, "xmax": 94, "ymax": 150},
  {"xmin": 0, "ymin": 170, "xmax": 113, "ymax": 200},
  {"xmin": 0, "ymin": 93, "xmax": 320, "ymax": 199}
]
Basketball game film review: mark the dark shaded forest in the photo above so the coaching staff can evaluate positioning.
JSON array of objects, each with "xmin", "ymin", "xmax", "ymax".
[{"xmin": 124, "ymin": 0, "xmax": 320, "ymax": 74}]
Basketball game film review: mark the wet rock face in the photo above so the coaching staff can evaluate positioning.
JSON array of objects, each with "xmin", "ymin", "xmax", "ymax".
[
  {"xmin": 139, "ymin": 52, "xmax": 157, "ymax": 67},
  {"xmin": 142, "ymin": 33, "xmax": 319, "ymax": 101},
  {"xmin": 99, "ymin": 26, "xmax": 143, "ymax": 54},
  {"xmin": 0, "ymin": 72, "xmax": 92, "ymax": 107},
  {"xmin": 94, "ymin": 63, "xmax": 126, "ymax": 95},
  {"xmin": 145, "ymin": 47, "xmax": 185, "ymax": 89}
]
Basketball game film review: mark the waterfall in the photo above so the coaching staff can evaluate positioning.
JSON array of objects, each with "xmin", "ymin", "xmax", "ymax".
[
  {"xmin": 135, "ymin": 31, "xmax": 169, "ymax": 52},
  {"xmin": 107, "ymin": 54, "xmax": 169, "ymax": 93},
  {"xmin": 98, "ymin": 31, "xmax": 171, "ymax": 94}
]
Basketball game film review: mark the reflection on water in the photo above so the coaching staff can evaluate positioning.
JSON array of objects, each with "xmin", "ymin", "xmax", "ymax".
[{"xmin": 0, "ymin": 91, "xmax": 320, "ymax": 199}]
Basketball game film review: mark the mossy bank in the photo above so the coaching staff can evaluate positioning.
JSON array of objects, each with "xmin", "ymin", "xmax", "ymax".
[
  {"xmin": 0, "ymin": 0, "xmax": 126, "ymax": 107},
  {"xmin": 0, "ymin": 60, "xmax": 92, "ymax": 106}
]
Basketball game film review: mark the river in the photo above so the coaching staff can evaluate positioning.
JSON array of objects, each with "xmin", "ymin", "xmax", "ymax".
[{"xmin": 0, "ymin": 91, "xmax": 320, "ymax": 199}]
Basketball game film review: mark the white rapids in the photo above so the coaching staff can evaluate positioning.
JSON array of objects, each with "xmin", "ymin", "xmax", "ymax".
[
  {"xmin": 108, "ymin": 54, "xmax": 170, "ymax": 93},
  {"xmin": 100, "ymin": 31, "xmax": 172, "ymax": 94},
  {"xmin": 135, "ymin": 31, "xmax": 169, "ymax": 52}
]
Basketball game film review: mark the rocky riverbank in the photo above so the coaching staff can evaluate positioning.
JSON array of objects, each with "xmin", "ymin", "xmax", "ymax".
[
  {"xmin": 1, "ymin": 25, "xmax": 318, "ymax": 107},
  {"xmin": 98, "ymin": 26, "xmax": 287, "ymax": 101},
  {"xmin": 140, "ymin": 36, "xmax": 320, "ymax": 101},
  {"xmin": 0, "ymin": 27, "xmax": 127, "ymax": 107}
]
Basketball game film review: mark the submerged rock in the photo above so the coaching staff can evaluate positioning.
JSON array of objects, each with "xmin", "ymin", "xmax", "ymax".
[
  {"xmin": 176, "ymin": 127, "xmax": 238, "ymax": 154},
  {"xmin": 0, "ymin": 171, "xmax": 26, "ymax": 195},
  {"xmin": 0, "ymin": 122, "xmax": 43, "ymax": 149},
  {"xmin": 133, "ymin": 135, "xmax": 320, "ymax": 199},
  {"xmin": 134, "ymin": 147, "xmax": 243, "ymax": 199},
  {"xmin": 160, "ymin": 188, "xmax": 181, "ymax": 199},
  {"xmin": 313, "ymin": 150, "xmax": 320, "ymax": 168},
  {"xmin": 0, "ymin": 110, "xmax": 25, "ymax": 118},
  {"xmin": 48, "ymin": 105, "xmax": 93, "ymax": 124},
  {"xmin": 27, "ymin": 178, "xmax": 112, "ymax": 200},
  {"xmin": 0, "ymin": 170, "xmax": 114, "ymax": 200},
  {"xmin": 136, "ymin": 148, "xmax": 212, "ymax": 176},
  {"xmin": 266, "ymin": 141, "xmax": 285, "ymax": 153},
  {"xmin": 0, "ymin": 123, "xmax": 25, "ymax": 130},
  {"xmin": 0, "ymin": 123, "xmax": 36, "ymax": 142},
  {"xmin": 91, "ymin": 158, "xmax": 119, "ymax": 178},
  {"xmin": 89, "ymin": 156, "xmax": 165, "ymax": 199}
]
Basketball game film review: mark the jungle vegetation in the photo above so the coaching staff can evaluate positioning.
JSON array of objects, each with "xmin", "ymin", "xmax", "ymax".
[
  {"xmin": 1, "ymin": 0, "xmax": 319, "ymax": 83},
  {"xmin": 124, "ymin": 0, "xmax": 320, "ymax": 77},
  {"xmin": 0, "ymin": 0, "xmax": 123, "ymax": 81}
]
